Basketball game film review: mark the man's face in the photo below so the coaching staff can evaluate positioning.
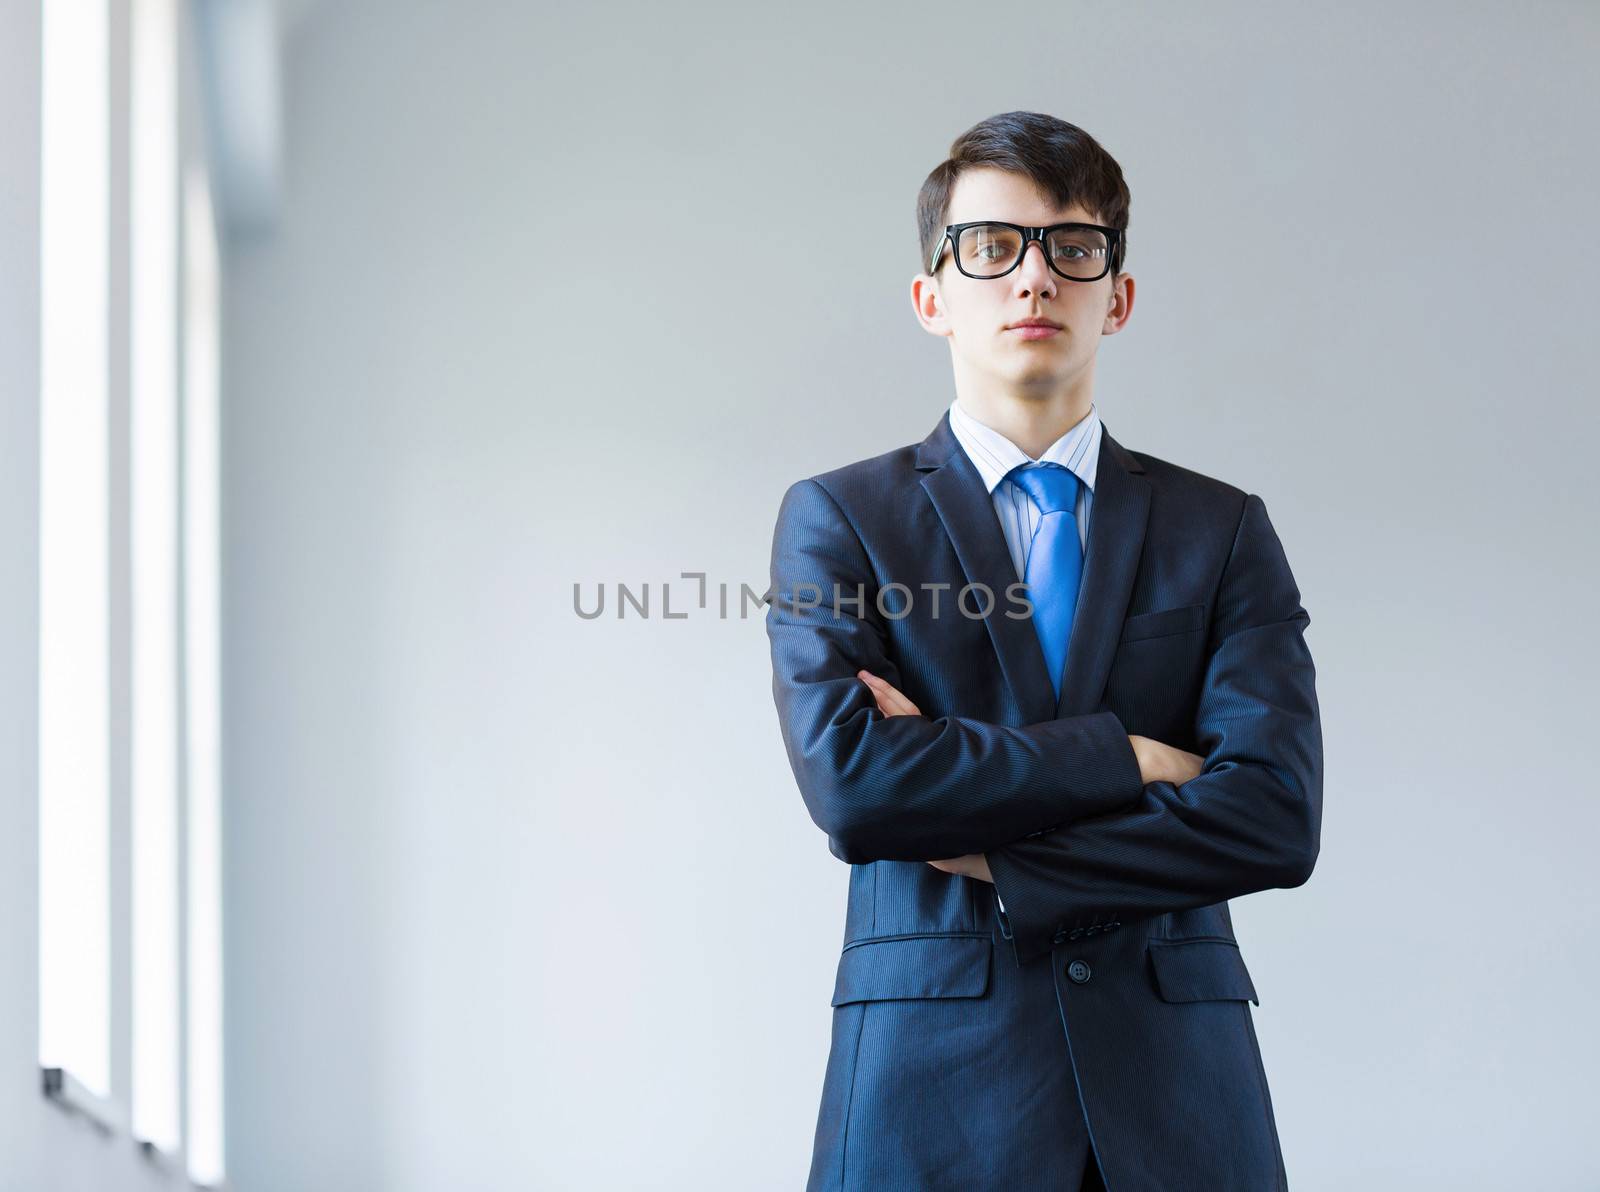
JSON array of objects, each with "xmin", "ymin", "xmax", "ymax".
[{"xmin": 912, "ymin": 166, "xmax": 1131, "ymax": 394}]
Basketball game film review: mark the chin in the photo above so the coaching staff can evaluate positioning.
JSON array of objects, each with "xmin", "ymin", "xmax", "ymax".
[{"xmin": 1007, "ymin": 361, "xmax": 1065, "ymax": 386}]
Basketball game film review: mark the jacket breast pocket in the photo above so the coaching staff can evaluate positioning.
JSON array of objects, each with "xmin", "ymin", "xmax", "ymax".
[
  {"xmin": 1146, "ymin": 937, "xmax": 1259, "ymax": 1006},
  {"xmin": 831, "ymin": 933, "xmax": 992, "ymax": 1006},
  {"xmin": 1120, "ymin": 601, "xmax": 1206, "ymax": 643}
]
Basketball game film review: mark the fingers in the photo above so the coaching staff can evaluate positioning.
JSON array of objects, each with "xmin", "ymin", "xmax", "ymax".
[
  {"xmin": 1127, "ymin": 734, "xmax": 1150, "ymax": 784},
  {"xmin": 1140, "ymin": 737, "xmax": 1207, "ymax": 786},
  {"xmin": 1182, "ymin": 747, "xmax": 1204, "ymax": 780},
  {"xmin": 926, "ymin": 855, "xmax": 991, "ymax": 882},
  {"xmin": 855, "ymin": 669, "xmax": 888, "ymax": 715},
  {"xmin": 857, "ymin": 669, "xmax": 921, "ymax": 717}
]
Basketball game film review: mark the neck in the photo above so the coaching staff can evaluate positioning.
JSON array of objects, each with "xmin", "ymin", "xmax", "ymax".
[{"xmin": 952, "ymin": 358, "xmax": 1097, "ymax": 459}]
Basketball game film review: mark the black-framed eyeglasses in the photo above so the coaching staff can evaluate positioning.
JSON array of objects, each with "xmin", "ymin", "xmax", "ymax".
[{"xmin": 929, "ymin": 221, "xmax": 1125, "ymax": 282}]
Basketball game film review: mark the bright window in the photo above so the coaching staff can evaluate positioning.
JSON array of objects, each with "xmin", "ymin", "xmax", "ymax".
[
  {"xmin": 183, "ymin": 161, "xmax": 226, "ymax": 1188},
  {"xmin": 38, "ymin": 0, "xmax": 112, "ymax": 1101},
  {"xmin": 130, "ymin": 0, "xmax": 182, "ymax": 1153}
]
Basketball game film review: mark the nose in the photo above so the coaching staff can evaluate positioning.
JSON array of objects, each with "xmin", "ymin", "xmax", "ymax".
[{"xmin": 1012, "ymin": 238, "xmax": 1056, "ymax": 297}]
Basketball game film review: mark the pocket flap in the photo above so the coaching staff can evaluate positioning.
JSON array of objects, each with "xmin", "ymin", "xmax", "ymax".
[
  {"xmin": 831, "ymin": 934, "xmax": 992, "ymax": 1007},
  {"xmin": 1147, "ymin": 938, "xmax": 1259, "ymax": 1005},
  {"xmin": 1120, "ymin": 602, "xmax": 1206, "ymax": 642}
]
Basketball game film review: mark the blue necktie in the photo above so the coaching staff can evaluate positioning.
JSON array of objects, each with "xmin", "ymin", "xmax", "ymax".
[{"xmin": 1006, "ymin": 463, "xmax": 1083, "ymax": 701}]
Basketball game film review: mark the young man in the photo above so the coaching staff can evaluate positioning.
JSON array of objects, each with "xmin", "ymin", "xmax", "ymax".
[{"xmin": 764, "ymin": 111, "xmax": 1323, "ymax": 1191}]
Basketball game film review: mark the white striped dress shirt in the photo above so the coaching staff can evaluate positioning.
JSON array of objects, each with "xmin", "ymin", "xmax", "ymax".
[
  {"xmin": 943, "ymin": 397, "xmax": 1102, "ymax": 911},
  {"xmin": 945, "ymin": 396, "xmax": 1101, "ymax": 582}
]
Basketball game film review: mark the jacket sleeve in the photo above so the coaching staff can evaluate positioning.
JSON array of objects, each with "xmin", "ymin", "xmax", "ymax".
[
  {"xmin": 985, "ymin": 492, "xmax": 1324, "ymax": 965},
  {"xmin": 765, "ymin": 477, "xmax": 1146, "ymax": 865}
]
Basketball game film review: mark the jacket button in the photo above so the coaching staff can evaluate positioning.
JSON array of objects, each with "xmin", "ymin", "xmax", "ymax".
[{"xmin": 1066, "ymin": 960, "xmax": 1091, "ymax": 985}]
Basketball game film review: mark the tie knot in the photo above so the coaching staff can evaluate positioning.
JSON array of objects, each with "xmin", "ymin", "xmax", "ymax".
[{"xmin": 1007, "ymin": 462, "xmax": 1079, "ymax": 515}]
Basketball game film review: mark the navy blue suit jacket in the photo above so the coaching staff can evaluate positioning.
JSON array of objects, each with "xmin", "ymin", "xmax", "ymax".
[{"xmin": 765, "ymin": 409, "xmax": 1322, "ymax": 1190}]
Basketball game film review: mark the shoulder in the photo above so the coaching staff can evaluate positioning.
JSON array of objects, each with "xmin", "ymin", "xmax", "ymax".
[
  {"xmin": 780, "ymin": 438, "xmax": 925, "ymax": 515},
  {"xmin": 1121, "ymin": 443, "xmax": 1252, "ymax": 528}
]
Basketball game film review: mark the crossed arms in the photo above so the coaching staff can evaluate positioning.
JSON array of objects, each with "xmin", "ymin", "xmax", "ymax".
[{"xmin": 765, "ymin": 477, "xmax": 1323, "ymax": 964}]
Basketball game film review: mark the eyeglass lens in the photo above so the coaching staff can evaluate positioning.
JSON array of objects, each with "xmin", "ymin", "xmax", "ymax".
[{"xmin": 956, "ymin": 224, "xmax": 1111, "ymax": 280}]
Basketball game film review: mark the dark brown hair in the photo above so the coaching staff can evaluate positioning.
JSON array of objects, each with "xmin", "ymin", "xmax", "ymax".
[{"xmin": 917, "ymin": 111, "xmax": 1131, "ymax": 277}]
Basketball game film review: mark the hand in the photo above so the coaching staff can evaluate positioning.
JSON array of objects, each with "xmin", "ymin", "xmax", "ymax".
[
  {"xmin": 927, "ymin": 853, "xmax": 994, "ymax": 884},
  {"xmin": 1128, "ymin": 734, "xmax": 1206, "ymax": 786},
  {"xmin": 857, "ymin": 669, "xmax": 922, "ymax": 718}
]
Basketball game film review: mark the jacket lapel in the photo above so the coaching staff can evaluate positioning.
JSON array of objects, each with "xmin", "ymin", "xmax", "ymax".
[
  {"xmin": 1054, "ymin": 425, "xmax": 1149, "ymax": 718},
  {"xmin": 915, "ymin": 408, "xmax": 1150, "ymax": 724}
]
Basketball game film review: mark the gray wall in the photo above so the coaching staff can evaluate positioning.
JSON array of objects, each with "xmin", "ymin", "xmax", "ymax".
[{"xmin": 211, "ymin": 1, "xmax": 1594, "ymax": 1189}]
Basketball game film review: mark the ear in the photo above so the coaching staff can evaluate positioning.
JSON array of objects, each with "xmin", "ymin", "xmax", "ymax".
[
  {"xmin": 1102, "ymin": 271, "xmax": 1136, "ymax": 335},
  {"xmin": 911, "ymin": 273, "xmax": 953, "ymax": 338}
]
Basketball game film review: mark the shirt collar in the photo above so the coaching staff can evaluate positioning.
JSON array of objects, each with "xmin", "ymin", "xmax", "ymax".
[{"xmin": 946, "ymin": 397, "xmax": 1102, "ymax": 496}]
